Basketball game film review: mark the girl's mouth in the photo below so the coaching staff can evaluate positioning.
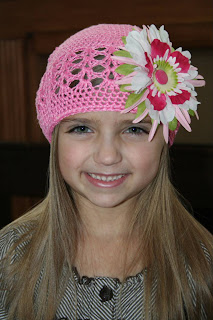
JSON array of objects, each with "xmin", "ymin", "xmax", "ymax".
[
  {"xmin": 88, "ymin": 173, "xmax": 125, "ymax": 181},
  {"xmin": 85, "ymin": 172, "xmax": 128, "ymax": 188}
]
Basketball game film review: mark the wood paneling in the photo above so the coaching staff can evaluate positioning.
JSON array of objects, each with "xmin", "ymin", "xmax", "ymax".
[
  {"xmin": 11, "ymin": 196, "xmax": 41, "ymax": 221},
  {"xmin": 0, "ymin": 143, "xmax": 50, "ymax": 228},
  {"xmin": 0, "ymin": 0, "xmax": 212, "ymax": 47},
  {"xmin": 0, "ymin": 39, "xmax": 27, "ymax": 141}
]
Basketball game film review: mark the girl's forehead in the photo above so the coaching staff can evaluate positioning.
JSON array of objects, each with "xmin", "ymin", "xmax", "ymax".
[{"xmin": 62, "ymin": 111, "xmax": 151, "ymax": 124}]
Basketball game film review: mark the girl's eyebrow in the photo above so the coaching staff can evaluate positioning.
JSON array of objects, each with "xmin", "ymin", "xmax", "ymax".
[
  {"xmin": 61, "ymin": 118, "xmax": 100, "ymax": 124},
  {"xmin": 61, "ymin": 117, "xmax": 151, "ymax": 125},
  {"xmin": 120, "ymin": 118, "xmax": 151, "ymax": 125}
]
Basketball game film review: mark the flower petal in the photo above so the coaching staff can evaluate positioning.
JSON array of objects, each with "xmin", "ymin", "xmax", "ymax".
[
  {"xmin": 145, "ymin": 52, "xmax": 154, "ymax": 77},
  {"xmin": 185, "ymin": 97, "xmax": 199, "ymax": 111},
  {"xmin": 151, "ymin": 39, "xmax": 171, "ymax": 60},
  {"xmin": 196, "ymin": 74, "xmax": 204, "ymax": 80},
  {"xmin": 187, "ymin": 67, "xmax": 198, "ymax": 79},
  {"xmin": 186, "ymin": 79, "xmax": 206, "ymax": 87},
  {"xmin": 159, "ymin": 25, "xmax": 171, "ymax": 45},
  {"xmin": 139, "ymin": 29, "xmax": 151, "ymax": 54},
  {"xmin": 180, "ymin": 108, "xmax": 191, "ymax": 124},
  {"xmin": 149, "ymin": 25, "xmax": 161, "ymax": 42},
  {"xmin": 122, "ymin": 89, "xmax": 149, "ymax": 113},
  {"xmin": 125, "ymin": 31, "xmax": 147, "ymax": 66},
  {"xmin": 175, "ymin": 106, "xmax": 192, "ymax": 132},
  {"xmin": 148, "ymin": 91, "xmax": 167, "ymax": 111},
  {"xmin": 112, "ymin": 56, "xmax": 140, "ymax": 66},
  {"xmin": 131, "ymin": 70, "xmax": 151, "ymax": 92},
  {"xmin": 170, "ymin": 90, "xmax": 191, "ymax": 105},
  {"xmin": 170, "ymin": 51, "xmax": 190, "ymax": 73},
  {"xmin": 145, "ymin": 99, "xmax": 159, "ymax": 120},
  {"xmin": 133, "ymin": 25, "xmax": 141, "ymax": 32},
  {"xmin": 159, "ymin": 99, "xmax": 175, "ymax": 124},
  {"xmin": 163, "ymin": 124, "xmax": 169, "ymax": 143},
  {"xmin": 176, "ymin": 47, "xmax": 191, "ymax": 60},
  {"xmin": 148, "ymin": 120, "xmax": 159, "ymax": 141},
  {"xmin": 116, "ymin": 74, "xmax": 136, "ymax": 85},
  {"xmin": 133, "ymin": 108, "xmax": 149, "ymax": 123},
  {"xmin": 195, "ymin": 111, "xmax": 199, "ymax": 120},
  {"xmin": 169, "ymin": 122, "xmax": 180, "ymax": 146}
]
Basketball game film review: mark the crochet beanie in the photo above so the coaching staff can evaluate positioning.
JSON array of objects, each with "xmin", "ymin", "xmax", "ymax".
[{"xmin": 36, "ymin": 24, "xmax": 177, "ymax": 144}]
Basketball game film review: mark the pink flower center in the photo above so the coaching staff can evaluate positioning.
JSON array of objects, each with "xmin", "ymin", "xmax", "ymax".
[{"xmin": 155, "ymin": 70, "xmax": 168, "ymax": 85}]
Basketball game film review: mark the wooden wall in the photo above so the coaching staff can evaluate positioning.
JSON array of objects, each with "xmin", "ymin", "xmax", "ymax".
[
  {"xmin": 0, "ymin": 0, "xmax": 212, "ymax": 143},
  {"xmin": 0, "ymin": 0, "xmax": 213, "ymax": 227},
  {"xmin": 0, "ymin": 0, "xmax": 212, "ymax": 42}
]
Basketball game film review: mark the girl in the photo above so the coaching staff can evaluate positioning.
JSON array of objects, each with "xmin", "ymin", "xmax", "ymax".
[{"xmin": 0, "ymin": 24, "xmax": 213, "ymax": 320}]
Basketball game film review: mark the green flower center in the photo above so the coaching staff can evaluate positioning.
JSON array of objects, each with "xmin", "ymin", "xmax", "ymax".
[{"xmin": 153, "ymin": 60, "xmax": 178, "ymax": 94}]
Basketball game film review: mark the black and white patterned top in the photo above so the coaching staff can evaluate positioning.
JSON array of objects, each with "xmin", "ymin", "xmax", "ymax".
[
  {"xmin": 0, "ymin": 226, "xmax": 207, "ymax": 320},
  {"xmin": 55, "ymin": 267, "xmax": 146, "ymax": 320}
]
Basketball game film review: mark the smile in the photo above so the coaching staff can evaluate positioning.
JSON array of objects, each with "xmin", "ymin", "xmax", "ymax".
[{"xmin": 88, "ymin": 173, "xmax": 125, "ymax": 181}]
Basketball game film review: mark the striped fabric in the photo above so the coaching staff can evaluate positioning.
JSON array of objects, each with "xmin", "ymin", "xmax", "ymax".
[
  {"xmin": 55, "ymin": 267, "xmax": 146, "ymax": 320},
  {"xmin": 0, "ymin": 227, "xmax": 207, "ymax": 320}
]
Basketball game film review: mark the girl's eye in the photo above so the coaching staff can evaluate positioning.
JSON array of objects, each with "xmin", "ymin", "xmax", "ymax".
[
  {"xmin": 125, "ymin": 127, "xmax": 147, "ymax": 135},
  {"xmin": 68, "ymin": 126, "xmax": 92, "ymax": 134}
]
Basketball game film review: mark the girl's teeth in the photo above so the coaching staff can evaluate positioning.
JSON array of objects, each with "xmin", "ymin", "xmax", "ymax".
[{"xmin": 89, "ymin": 173, "xmax": 124, "ymax": 181}]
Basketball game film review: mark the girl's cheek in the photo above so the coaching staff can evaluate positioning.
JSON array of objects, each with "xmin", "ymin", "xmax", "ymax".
[{"xmin": 59, "ymin": 142, "xmax": 92, "ymax": 169}]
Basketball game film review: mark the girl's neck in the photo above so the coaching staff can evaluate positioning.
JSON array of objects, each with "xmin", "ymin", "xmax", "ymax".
[
  {"xmin": 73, "ymin": 195, "xmax": 144, "ymax": 280},
  {"xmin": 74, "ymin": 233, "xmax": 143, "ymax": 280},
  {"xmin": 74, "ymin": 215, "xmax": 143, "ymax": 280},
  {"xmin": 76, "ymin": 196, "xmax": 136, "ymax": 241}
]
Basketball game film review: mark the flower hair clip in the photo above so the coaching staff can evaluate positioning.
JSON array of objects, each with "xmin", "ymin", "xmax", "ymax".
[{"xmin": 112, "ymin": 24, "xmax": 205, "ymax": 143}]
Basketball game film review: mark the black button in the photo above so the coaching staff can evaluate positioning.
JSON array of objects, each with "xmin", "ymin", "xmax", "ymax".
[{"xmin": 99, "ymin": 285, "xmax": 113, "ymax": 302}]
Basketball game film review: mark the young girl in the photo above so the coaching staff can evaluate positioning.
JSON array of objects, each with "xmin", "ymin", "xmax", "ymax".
[{"xmin": 0, "ymin": 24, "xmax": 212, "ymax": 320}]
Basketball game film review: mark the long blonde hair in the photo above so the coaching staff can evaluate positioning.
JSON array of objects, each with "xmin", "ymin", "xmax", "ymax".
[{"xmin": 1, "ymin": 125, "xmax": 213, "ymax": 320}]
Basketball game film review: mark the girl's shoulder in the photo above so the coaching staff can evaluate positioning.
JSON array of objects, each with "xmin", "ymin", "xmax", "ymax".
[
  {"xmin": 0, "ymin": 227, "xmax": 16, "ymax": 260},
  {"xmin": 0, "ymin": 223, "xmax": 32, "ymax": 260},
  {"xmin": 201, "ymin": 242, "xmax": 213, "ymax": 263}
]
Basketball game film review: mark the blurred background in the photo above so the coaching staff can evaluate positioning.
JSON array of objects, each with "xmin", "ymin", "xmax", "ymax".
[{"xmin": 0, "ymin": 0, "xmax": 212, "ymax": 231}]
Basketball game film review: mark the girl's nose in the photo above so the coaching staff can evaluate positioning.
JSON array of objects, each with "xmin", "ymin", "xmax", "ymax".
[{"xmin": 93, "ymin": 136, "xmax": 122, "ymax": 166}]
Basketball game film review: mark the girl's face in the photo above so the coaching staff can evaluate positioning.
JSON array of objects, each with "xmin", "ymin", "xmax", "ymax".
[{"xmin": 58, "ymin": 111, "xmax": 164, "ymax": 210}]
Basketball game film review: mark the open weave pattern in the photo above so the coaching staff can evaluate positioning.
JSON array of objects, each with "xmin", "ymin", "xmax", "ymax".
[{"xmin": 36, "ymin": 24, "xmax": 178, "ymax": 144}]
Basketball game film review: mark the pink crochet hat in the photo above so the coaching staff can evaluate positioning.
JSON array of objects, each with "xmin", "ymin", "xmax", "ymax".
[{"xmin": 36, "ymin": 24, "xmax": 178, "ymax": 144}]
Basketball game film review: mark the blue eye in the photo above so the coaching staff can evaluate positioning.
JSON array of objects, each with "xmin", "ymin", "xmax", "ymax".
[
  {"xmin": 69, "ymin": 126, "xmax": 92, "ymax": 134},
  {"xmin": 126, "ymin": 127, "xmax": 146, "ymax": 135}
]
